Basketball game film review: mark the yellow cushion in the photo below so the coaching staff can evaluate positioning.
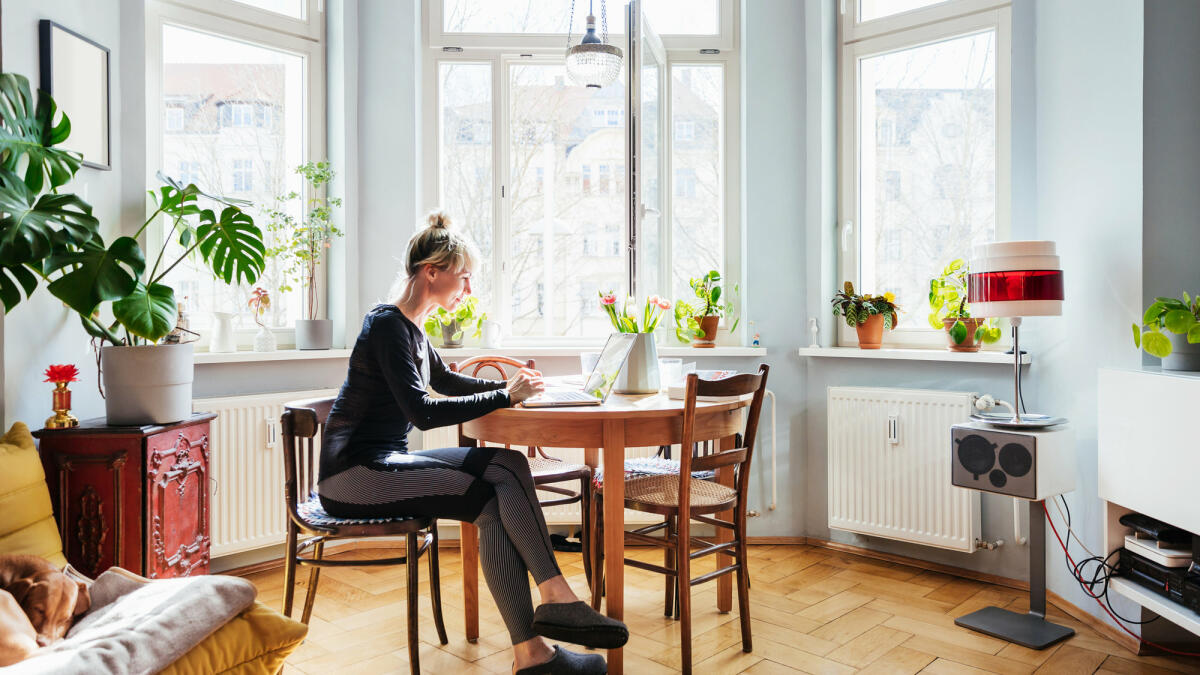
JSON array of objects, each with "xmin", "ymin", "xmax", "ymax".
[
  {"xmin": 159, "ymin": 601, "xmax": 308, "ymax": 675},
  {"xmin": 0, "ymin": 422, "xmax": 67, "ymax": 567}
]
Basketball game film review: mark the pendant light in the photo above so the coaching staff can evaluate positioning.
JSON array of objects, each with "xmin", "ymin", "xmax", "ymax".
[{"xmin": 565, "ymin": 0, "xmax": 623, "ymax": 88}]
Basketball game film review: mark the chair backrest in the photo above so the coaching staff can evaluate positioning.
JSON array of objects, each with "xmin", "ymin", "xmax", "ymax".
[
  {"xmin": 448, "ymin": 355, "xmax": 536, "ymax": 380},
  {"xmin": 280, "ymin": 397, "xmax": 336, "ymax": 522},
  {"xmin": 677, "ymin": 364, "xmax": 770, "ymax": 511}
]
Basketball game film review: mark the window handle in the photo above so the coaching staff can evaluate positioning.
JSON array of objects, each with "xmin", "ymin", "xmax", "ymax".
[{"xmin": 841, "ymin": 220, "xmax": 854, "ymax": 252}]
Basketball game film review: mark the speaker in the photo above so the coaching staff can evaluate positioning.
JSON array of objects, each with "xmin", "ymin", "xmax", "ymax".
[{"xmin": 951, "ymin": 422, "xmax": 1075, "ymax": 500}]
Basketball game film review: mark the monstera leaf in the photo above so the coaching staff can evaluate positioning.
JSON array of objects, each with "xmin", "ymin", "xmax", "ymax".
[
  {"xmin": 113, "ymin": 282, "xmax": 176, "ymax": 342},
  {"xmin": 45, "ymin": 236, "xmax": 145, "ymax": 317},
  {"xmin": 0, "ymin": 73, "xmax": 81, "ymax": 192},
  {"xmin": 0, "ymin": 261, "xmax": 37, "ymax": 312},
  {"xmin": 0, "ymin": 179, "xmax": 99, "ymax": 265},
  {"xmin": 195, "ymin": 206, "xmax": 265, "ymax": 285}
]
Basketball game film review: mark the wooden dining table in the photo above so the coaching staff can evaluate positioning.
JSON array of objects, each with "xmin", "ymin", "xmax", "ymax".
[{"xmin": 456, "ymin": 386, "xmax": 751, "ymax": 675}]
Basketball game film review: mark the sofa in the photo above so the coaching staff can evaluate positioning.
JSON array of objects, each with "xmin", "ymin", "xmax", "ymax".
[{"xmin": 0, "ymin": 422, "xmax": 307, "ymax": 674}]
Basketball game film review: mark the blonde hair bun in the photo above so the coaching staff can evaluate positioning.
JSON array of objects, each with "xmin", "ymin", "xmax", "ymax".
[{"xmin": 427, "ymin": 210, "xmax": 452, "ymax": 230}]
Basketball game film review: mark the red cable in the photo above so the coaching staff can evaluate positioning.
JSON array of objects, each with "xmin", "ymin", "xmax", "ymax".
[{"xmin": 1042, "ymin": 502, "xmax": 1200, "ymax": 658}]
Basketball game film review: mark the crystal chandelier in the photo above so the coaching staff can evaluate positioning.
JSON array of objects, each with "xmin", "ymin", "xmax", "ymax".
[{"xmin": 565, "ymin": 0, "xmax": 623, "ymax": 89}]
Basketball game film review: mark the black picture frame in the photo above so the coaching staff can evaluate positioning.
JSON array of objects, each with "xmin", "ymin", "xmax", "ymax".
[{"xmin": 38, "ymin": 20, "xmax": 111, "ymax": 171}]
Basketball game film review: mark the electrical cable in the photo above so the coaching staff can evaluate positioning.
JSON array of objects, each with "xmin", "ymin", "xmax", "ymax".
[
  {"xmin": 1043, "ymin": 503, "xmax": 1200, "ymax": 657},
  {"xmin": 1055, "ymin": 497, "xmax": 1153, "ymax": 625}
]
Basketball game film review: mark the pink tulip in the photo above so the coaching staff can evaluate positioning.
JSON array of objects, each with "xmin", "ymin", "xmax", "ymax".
[
  {"xmin": 600, "ymin": 294, "xmax": 617, "ymax": 306},
  {"xmin": 658, "ymin": 299, "xmax": 671, "ymax": 310}
]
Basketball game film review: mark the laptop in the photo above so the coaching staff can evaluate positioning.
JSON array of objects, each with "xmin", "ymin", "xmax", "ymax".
[{"xmin": 522, "ymin": 333, "xmax": 637, "ymax": 407}]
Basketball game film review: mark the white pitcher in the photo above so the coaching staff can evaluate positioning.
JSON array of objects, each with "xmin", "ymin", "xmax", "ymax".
[
  {"xmin": 209, "ymin": 311, "xmax": 237, "ymax": 352},
  {"xmin": 481, "ymin": 319, "xmax": 503, "ymax": 349}
]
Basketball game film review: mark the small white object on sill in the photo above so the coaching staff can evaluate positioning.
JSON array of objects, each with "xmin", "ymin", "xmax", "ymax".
[{"xmin": 797, "ymin": 346, "xmax": 1031, "ymax": 365}]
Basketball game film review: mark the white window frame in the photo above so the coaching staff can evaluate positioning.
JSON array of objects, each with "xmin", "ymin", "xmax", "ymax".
[
  {"xmin": 146, "ymin": 0, "xmax": 326, "ymax": 348},
  {"xmin": 837, "ymin": 0, "xmax": 1010, "ymax": 347},
  {"xmin": 422, "ymin": 1, "xmax": 741, "ymax": 346}
]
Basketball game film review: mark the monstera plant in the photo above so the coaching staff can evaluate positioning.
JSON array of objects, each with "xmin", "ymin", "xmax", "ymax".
[{"xmin": 0, "ymin": 72, "xmax": 265, "ymax": 423}]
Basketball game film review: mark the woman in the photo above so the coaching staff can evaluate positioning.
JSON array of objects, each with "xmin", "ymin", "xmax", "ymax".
[{"xmin": 317, "ymin": 211, "xmax": 626, "ymax": 675}]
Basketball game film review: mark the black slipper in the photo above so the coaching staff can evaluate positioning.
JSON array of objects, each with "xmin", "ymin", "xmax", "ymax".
[
  {"xmin": 531, "ymin": 601, "xmax": 629, "ymax": 649},
  {"xmin": 515, "ymin": 645, "xmax": 607, "ymax": 674}
]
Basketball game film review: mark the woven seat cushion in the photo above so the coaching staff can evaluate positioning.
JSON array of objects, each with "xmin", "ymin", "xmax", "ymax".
[
  {"xmin": 592, "ymin": 456, "xmax": 714, "ymax": 490},
  {"xmin": 527, "ymin": 456, "xmax": 589, "ymax": 478},
  {"xmin": 619, "ymin": 474, "xmax": 737, "ymax": 509},
  {"xmin": 297, "ymin": 493, "xmax": 421, "ymax": 527}
]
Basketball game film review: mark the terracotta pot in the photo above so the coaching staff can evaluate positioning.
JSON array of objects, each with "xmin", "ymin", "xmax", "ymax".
[
  {"xmin": 691, "ymin": 315, "xmax": 720, "ymax": 348},
  {"xmin": 855, "ymin": 314, "xmax": 886, "ymax": 349},
  {"xmin": 943, "ymin": 317, "xmax": 985, "ymax": 352}
]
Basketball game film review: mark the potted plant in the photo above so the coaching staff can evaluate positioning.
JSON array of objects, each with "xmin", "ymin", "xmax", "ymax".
[
  {"xmin": 264, "ymin": 161, "xmax": 343, "ymax": 350},
  {"xmin": 1133, "ymin": 293, "xmax": 1200, "ymax": 371},
  {"xmin": 831, "ymin": 281, "xmax": 901, "ymax": 349},
  {"xmin": 673, "ymin": 270, "xmax": 739, "ymax": 348},
  {"xmin": 0, "ymin": 73, "xmax": 265, "ymax": 425},
  {"xmin": 928, "ymin": 259, "xmax": 1002, "ymax": 352},
  {"xmin": 423, "ymin": 295, "xmax": 485, "ymax": 348},
  {"xmin": 599, "ymin": 291, "xmax": 671, "ymax": 393},
  {"xmin": 248, "ymin": 287, "xmax": 276, "ymax": 352}
]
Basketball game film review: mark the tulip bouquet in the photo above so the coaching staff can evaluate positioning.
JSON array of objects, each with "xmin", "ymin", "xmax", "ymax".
[{"xmin": 599, "ymin": 291, "xmax": 671, "ymax": 333}]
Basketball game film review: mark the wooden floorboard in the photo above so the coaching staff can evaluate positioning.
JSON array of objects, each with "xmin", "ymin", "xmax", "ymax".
[{"xmin": 241, "ymin": 543, "xmax": 1200, "ymax": 674}]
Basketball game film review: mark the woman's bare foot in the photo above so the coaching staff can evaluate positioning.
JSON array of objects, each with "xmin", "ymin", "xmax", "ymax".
[{"xmin": 536, "ymin": 575, "xmax": 579, "ymax": 605}]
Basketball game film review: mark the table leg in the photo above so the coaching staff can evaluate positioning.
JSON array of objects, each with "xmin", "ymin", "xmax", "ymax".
[
  {"xmin": 462, "ymin": 522, "xmax": 480, "ymax": 642},
  {"xmin": 583, "ymin": 447, "xmax": 599, "ymax": 606},
  {"xmin": 715, "ymin": 434, "xmax": 737, "ymax": 613},
  {"xmin": 602, "ymin": 421, "xmax": 626, "ymax": 675}
]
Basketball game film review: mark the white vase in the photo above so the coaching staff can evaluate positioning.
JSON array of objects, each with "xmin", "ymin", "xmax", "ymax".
[
  {"xmin": 254, "ymin": 325, "xmax": 277, "ymax": 352},
  {"xmin": 614, "ymin": 332, "xmax": 660, "ymax": 394},
  {"xmin": 209, "ymin": 312, "xmax": 237, "ymax": 353}
]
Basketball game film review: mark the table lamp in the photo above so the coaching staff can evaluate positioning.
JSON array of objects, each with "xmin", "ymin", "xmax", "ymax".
[{"xmin": 967, "ymin": 240, "xmax": 1065, "ymax": 427}]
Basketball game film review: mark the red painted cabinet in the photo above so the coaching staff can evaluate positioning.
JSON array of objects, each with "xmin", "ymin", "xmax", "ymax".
[{"xmin": 34, "ymin": 413, "xmax": 216, "ymax": 579}]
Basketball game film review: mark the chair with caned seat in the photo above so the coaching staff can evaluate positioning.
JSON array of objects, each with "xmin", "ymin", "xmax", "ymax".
[
  {"xmin": 591, "ymin": 364, "xmax": 769, "ymax": 675},
  {"xmin": 448, "ymin": 355, "xmax": 595, "ymax": 584},
  {"xmin": 280, "ymin": 397, "xmax": 447, "ymax": 675}
]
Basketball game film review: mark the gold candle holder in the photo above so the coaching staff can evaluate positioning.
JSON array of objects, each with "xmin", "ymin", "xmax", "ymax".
[{"xmin": 45, "ymin": 381, "xmax": 79, "ymax": 429}]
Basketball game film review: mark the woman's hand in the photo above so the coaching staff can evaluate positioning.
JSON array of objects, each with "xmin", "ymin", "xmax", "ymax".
[{"xmin": 506, "ymin": 368, "xmax": 544, "ymax": 404}]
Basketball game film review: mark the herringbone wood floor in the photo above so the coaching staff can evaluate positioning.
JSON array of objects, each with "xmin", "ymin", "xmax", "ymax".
[{"xmin": 237, "ymin": 543, "xmax": 1200, "ymax": 674}]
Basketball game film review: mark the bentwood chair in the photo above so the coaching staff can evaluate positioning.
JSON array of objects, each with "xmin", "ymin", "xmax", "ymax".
[
  {"xmin": 280, "ymin": 397, "xmax": 448, "ymax": 675},
  {"xmin": 449, "ymin": 356, "xmax": 595, "ymax": 584},
  {"xmin": 592, "ymin": 364, "xmax": 769, "ymax": 674}
]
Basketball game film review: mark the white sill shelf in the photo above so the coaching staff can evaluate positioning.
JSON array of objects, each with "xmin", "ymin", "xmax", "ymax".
[
  {"xmin": 193, "ymin": 345, "xmax": 764, "ymax": 364},
  {"xmin": 194, "ymin": 349, "xmax": 353, "ymax": 364},
  {"xmin": 797, "ymin": 346, "xmax": 1031, "ymax": 365}
]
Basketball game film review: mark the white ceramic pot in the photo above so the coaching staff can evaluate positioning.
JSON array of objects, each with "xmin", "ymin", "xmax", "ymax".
[
  {"xmin": 102, "ymin": 343, "xmax": 194, "ymax": 426},
  {"xmin": 209, "ymin": 312, "xmax": 237, "ymax": 353},
  {"xmin": 295, "ymin": 319, "xmax": 333, "ymax": 350},
  {"xmin": 614, "ymin": 332, "xmax": 660, "ymax": 394}
]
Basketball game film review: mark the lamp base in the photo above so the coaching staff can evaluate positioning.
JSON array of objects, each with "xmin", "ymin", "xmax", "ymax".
[
  {"xmin": 955, "ymin": 607, "xmax": 1074, "ymax": 650},
  {"xmin": 970, "ymin": 412, "xmax": 1067, "ymax": 429}
]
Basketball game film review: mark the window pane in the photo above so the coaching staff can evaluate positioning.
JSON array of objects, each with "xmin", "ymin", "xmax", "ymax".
[
  {"xmin": 860, "ymin": 0, "xmax": 950, "ymax": 22},
  {"xmin": 442, "ymin": 0, "xmax": 719, "ymax": 35},
  {"xmin": 858, "ymin": 30, "xmax": 996, "ymax": 329},
  {"xmin": 160, "ymin": 24, "xmax": 306, "ymax": 333},
  {"xmin": 671, "ymin": 65, "xmax": 723, "ymax": 303},
  {"xmin": 231, "ymin": 0, "xmax": 305, "ymax": 20},
  {"xmin": 439, "ymin": 63, "xmax": 494, "ymax": 310},
  {"xmin": 507, "ymin": 64, "xmax": 625, "ymax": 337}
]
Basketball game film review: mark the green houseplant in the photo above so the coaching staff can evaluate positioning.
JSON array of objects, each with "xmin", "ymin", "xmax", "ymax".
[
  {"xmin": 928, "ymin": 259, "xmax": 1002, "ymax": 352},
  {"xmin": 1133, "ymin": 293, "xmax": 1200, "ymax": 371},
  {"xmin": 674, "ymin": 270, "xmax": 739, "ymax": 347},
  {"xmin": 831, "ymin": 281, "xmax": 900, "ymax": 349},
  {"xmin": 264, "ymin": 161, "xmax": 343, "ymax": 349},
  {"xmin": 0, "ymin": 73, "xmax": 265, "ymax": 423},
  {"xmin": 423, "ymin": 295, "xmax": 485, "ymax": 348}
]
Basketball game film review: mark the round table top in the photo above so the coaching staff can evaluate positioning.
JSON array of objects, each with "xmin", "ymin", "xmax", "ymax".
[{"xmin": 490, "ymin": 377, "xmax": 751, "ymax": 420}]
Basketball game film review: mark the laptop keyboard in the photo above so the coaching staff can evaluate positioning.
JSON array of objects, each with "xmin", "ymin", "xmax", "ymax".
[{"xmin": 541, "ymin": 390, "xmax": 596, "ymax": 403}]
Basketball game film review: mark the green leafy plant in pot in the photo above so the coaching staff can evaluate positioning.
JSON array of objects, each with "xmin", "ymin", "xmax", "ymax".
[
  {"xmin": 674, "ymin": 270, "xmax": 739, "ymax": 347},
  {"xmin": 831, "ymin": 281, "xmax": 900, "ymax": 349},
  {"xmin": 264, "ymin": 161, "xmax": 342, "ymax": 349},
  {"xmin": 1133, "ymin": 293, "xmax": 1200, "ymax": 371},
  {"xmin": 0, "ymin": 73, "xmax": 265, "ymax": 424},
  {"xmin": 928, "ymin": 259, "xmax": 1002, "ymax": 352},
  {"xmin": 423, "ymin": 295, "xmax": 485, "ymax": 348}
]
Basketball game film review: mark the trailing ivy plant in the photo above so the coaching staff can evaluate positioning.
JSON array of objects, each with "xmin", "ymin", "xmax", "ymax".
[
  {"xmin": 1133, "ymin": 293, "xmax": 1200, "ymax": 359},
  {"xmin": 831, "ymin": 281, "xmax": 900, "ymax": 329},
  {"xmin": 0, "ymin": 72, "xmax": 265, "ymax": 345},
  {"xmin": 927, "ymin": 258, "xmax": 1002, "ymax": 346}
]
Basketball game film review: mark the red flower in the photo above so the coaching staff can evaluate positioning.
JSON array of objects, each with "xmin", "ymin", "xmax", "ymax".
[
  {"xmin": 43, "ymin": 364, "xmax": 80, "ymax": 384},
  {"xmin": 600, "ymin": 293, "xmax": 617, "ymax": 306}
]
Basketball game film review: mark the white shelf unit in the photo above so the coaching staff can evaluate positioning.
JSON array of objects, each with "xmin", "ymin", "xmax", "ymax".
[{"xmin": 1098, "ymin": 368, "xmax": 1200, "ymax": 637}]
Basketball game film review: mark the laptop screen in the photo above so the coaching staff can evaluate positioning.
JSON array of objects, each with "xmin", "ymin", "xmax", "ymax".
[{"xmin": 582, "ymin": 333, "xmax": 638, "ymax": 400}]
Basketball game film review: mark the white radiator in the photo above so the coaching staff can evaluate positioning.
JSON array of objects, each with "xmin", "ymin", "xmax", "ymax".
[
  {"xmin": 196, "ymin": 389, "xmax": 337, "ymax": 557},
  {"xmin": 827, "ymin": 387, "xmax": 980, "ymax": 553}
]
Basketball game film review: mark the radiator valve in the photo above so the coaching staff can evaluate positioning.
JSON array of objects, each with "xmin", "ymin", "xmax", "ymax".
[
  {"xmin": 975, "ymin": 537, "xmax": 1005, "ymax": 551},
  {"xmin": 747, "ymin": 510, "xmax": 760, "ymax": 518}
]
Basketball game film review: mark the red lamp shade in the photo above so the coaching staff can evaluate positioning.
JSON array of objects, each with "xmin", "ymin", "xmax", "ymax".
[{"xmin": 967, "ymin": 241, "xmax": 1063, "ymax": 318}]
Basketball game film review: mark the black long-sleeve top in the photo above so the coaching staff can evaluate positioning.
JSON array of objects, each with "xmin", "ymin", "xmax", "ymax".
[{"xmin": 318, "ymin": 304, "xmax": 510, "ymax": 482}]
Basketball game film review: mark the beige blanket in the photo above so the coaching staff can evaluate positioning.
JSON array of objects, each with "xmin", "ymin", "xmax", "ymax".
[{"xmin": 2, "ymin": 567, "xmax": 256, "ymax": 675}]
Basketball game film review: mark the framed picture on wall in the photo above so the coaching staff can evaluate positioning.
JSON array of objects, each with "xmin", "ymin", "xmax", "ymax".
[{"xmin": 39, "ymin": 20, "xmax": 110, "ymax": 170}]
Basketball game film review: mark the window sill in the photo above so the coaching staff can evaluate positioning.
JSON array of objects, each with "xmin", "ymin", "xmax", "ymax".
[
  {"xmin": 194, "ymin": 349, "xmax": 353, "ymax": 365},
  {"xmin": 797, "ymin": 346, "xmax": 1030, "ymax": 365},
  {"xmin": 435, "ymin": 346, "xmax": 766, "ymax": 358}
]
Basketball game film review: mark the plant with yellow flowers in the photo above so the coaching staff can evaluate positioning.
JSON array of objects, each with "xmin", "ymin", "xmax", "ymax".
[{"xmin": 831, "ymin": 281, "xmax": 901, "ymax": 330}]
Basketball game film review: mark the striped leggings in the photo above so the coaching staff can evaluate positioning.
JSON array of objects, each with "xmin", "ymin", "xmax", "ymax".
[{"xmin": 318, "ymin": 446, "xmax": 561, "ymax": 644}]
